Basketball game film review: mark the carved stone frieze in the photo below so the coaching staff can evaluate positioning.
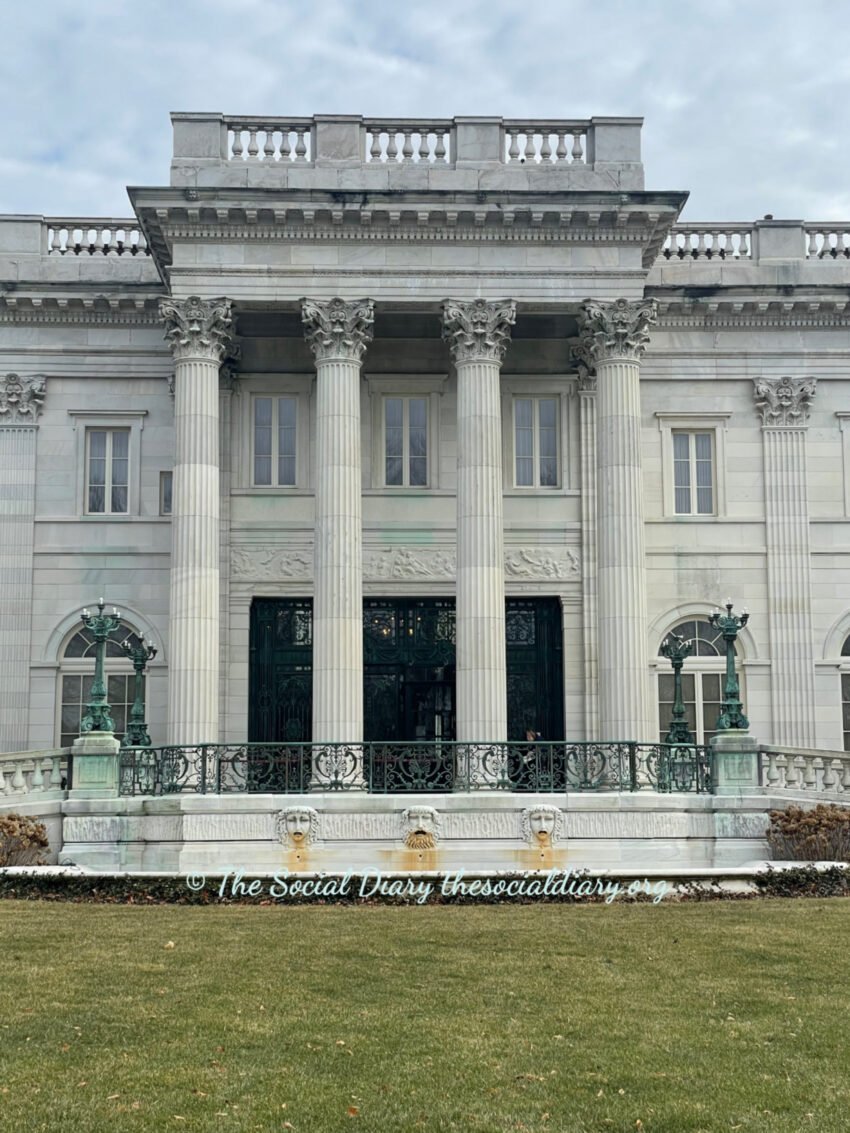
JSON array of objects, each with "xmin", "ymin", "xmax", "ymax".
[
  {"xmin": 504, "ymin": 547, "xmax": 580, "ymax": 581},
  {"xmin": 753, "ymin": 376, "xmax": 817, "ymax": 427},
  {"xmin": 301, "ymin": 297, "xmax": 374, "ymax": 363},
  {"xmin": 0, "ymin": 373, "xmax": 46, "ymax": 423},
  {"xmin": 520, "ymin": 805, "xmax": 566, "ymax": 846},
  {"xmin": 275, "ymin": 806, "xmax": 320, "ymax": 847},
  {"xmin": 441, "ymin": 298, "xmax": 516, "ymax": 364},
  {"xmin": 577, "ymin": 297, "xmax": 657, "ymax": 364},
  {"xmin": 231, "ymin": 546, "xmax": 312, "ymax": 580},
  {"xmin": 160, "ymin": 295, "xmax": 233, "ymax": 363},
  {"xmin": 364, "ymin": 547, "xmax": 456, "ymax": 580}
]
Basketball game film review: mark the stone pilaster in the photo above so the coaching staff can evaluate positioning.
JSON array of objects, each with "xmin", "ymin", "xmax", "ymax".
[
  {"xmin": 302, "ymin": 298, "xmax": 374, "ymax": 743},
  {"xmin": 160, "ymin": 296, "xmax": 233, "ymax": 744},
  {"xmin": 573, "ymin": 339, "xmax": 599, "ymax": 740},
  {"xmin": 754, "ymin": 376, "xmax": 817, "ymax": 747},
  {"xmin": 0, "ymin": 373, "xmax": 45, "ymax": 752},
  {"xmin": 577, "ymin": 298, "xmax": 656, "ymax": 741},
  {"xmin": 442, "ymin": 299, "xmax": 515, "ymax": 742}
]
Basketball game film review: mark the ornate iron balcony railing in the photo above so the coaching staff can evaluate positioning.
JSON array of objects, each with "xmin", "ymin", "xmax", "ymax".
[{"xmin": 118, "ymin": 741, "xmax": 712, "ymax": 796}]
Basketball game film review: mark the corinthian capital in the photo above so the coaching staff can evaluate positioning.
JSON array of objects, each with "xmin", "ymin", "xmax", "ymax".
[
  {"xmin": 753, "ymin": 376, "xmax": 817, "ymax": 427},
  {"xmin": 441, "ymin": 298, "xmax": 516, "ymax": 365},
  {"xmin": 159, "ymin": 296, "xmax": 233, "ymax": 362},
  {"xmin": 0, "ymin": 373, "xmax": 46, "ymax": 424},
  {"xmin": 577, "ymin": 297, "xmax": 657, "ymax": 364},
  {"xmin": 301, "ymin": 298, "xmax": 374, "ymax": 363}
]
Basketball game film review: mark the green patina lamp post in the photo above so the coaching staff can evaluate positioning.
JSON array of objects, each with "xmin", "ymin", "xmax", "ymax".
[
  {"xmin": 79, "ymin": 598, "xmax": 122, "ymax": 733},
  {"xmin": 708, "ymin": 599, "xmax": 750, "ymax": 731},
  {"xmin": 120, "ymin": 635, "xmax": 158, "ymax": 747},
  {"xmin": 660, "ymin": 631, "xmax": 695, "ymax": 745}
]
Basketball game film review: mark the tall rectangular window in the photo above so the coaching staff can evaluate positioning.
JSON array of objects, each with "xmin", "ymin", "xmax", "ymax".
[
  {"xmin": 86, "ymin": 429, "xmax": 129, "ymax": 514},
  {"xmin": 253, "ymin": 397, "xmax": 297, "ymax": 486},
  {"xmin": 384, "ymin": 397, "xmax": 428, "ymax": 487},
  {"xmin": 514, "ymin": 397, "xmax": 558, "ymax": 487},
  {"xmin": 673, "ymin": 431, "xmax": 714, "ymax": 515},
  {"xmin": 159, "ymin": 471, "xmax": 173, "ymax": 516}
]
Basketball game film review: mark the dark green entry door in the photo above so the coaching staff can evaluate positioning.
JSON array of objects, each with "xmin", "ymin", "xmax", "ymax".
[
  {"xmin": 249, "ymin": 596, "xmax": 564, "ymax": 745},
  {"xmin": 363, "ymin": 599, "xmax": 456, "ymax": 742},
  {"xmin": 249, "ymin": 598, "xmax": 313, "ymax": 742}
]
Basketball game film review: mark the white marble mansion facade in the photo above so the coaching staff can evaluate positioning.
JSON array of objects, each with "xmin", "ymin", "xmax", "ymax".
[{"xmin": 1, "ymin": 112, "xmax": 849, "ymax": 755}]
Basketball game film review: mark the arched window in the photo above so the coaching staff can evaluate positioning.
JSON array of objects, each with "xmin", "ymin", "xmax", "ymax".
[
  {"xmin": 840, "ymin": 635, "xmax": 850, "ymax": 751},
  {"xmin": 657, "ymin": 619, "xmax": 737, "ymax": 746},
  {"xmin": 58, "ymin": 622, "xmax": 140, "ymax": 747}
]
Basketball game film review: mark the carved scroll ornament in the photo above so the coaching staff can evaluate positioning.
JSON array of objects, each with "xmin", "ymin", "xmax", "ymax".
[
  {"xmin": 753, "ymin": 376, "xmax": 816, "ymax": 426},
  {"xmin": 301, "ymin": 298, "xmax": 374, "ymax": 363},
  {"xmin": 441, "ymin": 298, "xmax": 516, "ymax": 364},
  {"xmin": 577, "ymin": 297, "xmax": 657, "ymax": 364},
  {"xmin": 159, "ymin": 296, "xmax": 233, "ymax": 363},
  {"xmin": 0, "ymin": 373, "xmax": 46, "ymax": 423}
]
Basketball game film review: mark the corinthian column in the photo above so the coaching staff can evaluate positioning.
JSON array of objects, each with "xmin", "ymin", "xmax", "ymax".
[
  {"xmin": 754, "ymin": 376, "xmax": 817, "ymax": 747},
  {"xmin": 577, "ymin": 298, "xmax": 656, "ymax": 741},
  {"xmin": 442, "ymin": 298, "xmax": 516, "ymax": 742},
  {"xmin": 302, "ymin": 298, "xmax": 374, "ymax": 743},
  {"xmin": 160, "ymin": 296, "xmax": 233, "ymax": 744}
]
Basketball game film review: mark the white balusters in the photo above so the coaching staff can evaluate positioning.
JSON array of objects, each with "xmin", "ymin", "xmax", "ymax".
[
  {"xmin": 804, "ymin": 226, "xmax": 850, "ymax": 259},
  {"xmin": 46, "ymin": 220, "xmax": 148, "ymax": 257},
  {"xmin": 226, "ymin": 120, "xmax": 313, "ymax": 162},
  {"xmin": 663, "ymin": 226, "xmax": 753, "ymax": 260},
  {"xmin": 759, "ymin": 746, "xmax": 850, "ymax": 795},
  {"xmin": 363, "ymin": 124, "xmax": 452, "ymax": 164},
  {"xmin": 503, "ymin": 124, "xmax": 586, "ymax": 164},
  {"xmin": 0, "ymin": 750, "xmax": 70, "ymax": 797}
]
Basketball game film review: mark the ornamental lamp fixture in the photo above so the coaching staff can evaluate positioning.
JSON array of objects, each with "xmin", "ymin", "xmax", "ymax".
[
  {"xmin": 659, "ymin": 632, "xmax": 696, "ymax": 745},
  {"xmin": 79, "ymin": 599, "xmax": 122, "ymax": 734},
  {"xmin": 707, "ymin": 600, "xmax": 750, "ymax": 731},
  {"xmin": 120, "ymin": 635, "xmax": 158, "ymax": 748}
]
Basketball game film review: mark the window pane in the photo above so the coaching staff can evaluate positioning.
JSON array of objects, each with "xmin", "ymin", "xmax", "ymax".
[
  {"xmin": 408, "ymin": 398, "xmax": 427, "ymax": 429},
  {"xmin": 516, "ymin": 457, "xmax": 533, "ymax": 487},
  {"xmin": 278, "ymin": 397, "xmax": 296, "ymax": 429},
  {"xmin": 111, "ymin": 484, "xmax": 128, "ymax": 513},
  {"xmin": 409, "ymin": 457, "xmax": 427, "ymax": 486},
  {"xmin": 111, "ymin": 431, "xmax": 129, "ymax": 459},
  {"xmin": 694, "ymin": 433, "xmax": 712, "ymax": 460},
  {"xmin": 409, "ymin": 427, "xmax": 427, "ymax": 458},
  {"xmin": 385, "ymin": 456, "xmax": 403, "ymax": 486},
  {"xmin": 278, "ymin": 455, "xmax": 296, "ymax": 486},
  {"xmin": 538, "ymin": 399, "xmax": 556, "ymax": 428},
  {"xmin": 160, "ymin": 471, "xmax": 173, "ymax": 515},
  {"xmin": 88, "ymin": 484, "xmax": 106, "ymax": 513},
  {"xmin": 672, "ymin": 433, "xmax": 690, "ymax": 460},
  {"xmin": 89, "ymin": 431, "xmax": 107, "ymax": 459},
  {"xmin": 515, "ymin": 399, "xmax": 533, "ymax": 428},
  {"xmin": 254, "ymin": 398, "xmax": 272, "ymax": 428},
  {"xmin": 279, "ymin": 426, "xmax": 296, "ymax": 458},
  {"xmin": 254, "ymin": 455, "xmax": 272, "ymax": 485},
  {"xmin": 64, "ymin": 630, "xmax": 92, "ymax": 658},
  {"xmin": 539, "ymin": 457, "xmax": 557, "ymax": 487},
  {"xmin": 385, "ymin": 398, "xmax": 403, "ymax": 429}
]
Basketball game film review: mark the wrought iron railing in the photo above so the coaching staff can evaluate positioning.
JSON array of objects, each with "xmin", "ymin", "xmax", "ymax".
[{"xmin": 119, "ymin": 742, "xmax": 712, "ymax": 796}]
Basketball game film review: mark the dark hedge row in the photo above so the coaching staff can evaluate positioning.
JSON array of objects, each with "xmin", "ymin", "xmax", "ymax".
[{"xmin": 0, "ymin": 866, "xmax": 847, "ymax": 905}]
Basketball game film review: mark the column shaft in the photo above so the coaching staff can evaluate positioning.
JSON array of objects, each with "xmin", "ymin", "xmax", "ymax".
[
  {"xmin": 578, "ymin": 384, "xmax": 599, "ymax": 739},
  {"xmin": 456, "ymin": 357, "xmax": 507, "ymax": 741},
  {"xmin": 313, "ymin": 356, "xmax": 364, "ymax": 740},
  {"xmin": 169, "ymin": 355, "xmax": 222, "ymax": 743},
  {"xmin": 596, "ymin": 356, "xmax": 650, "ymax": 739}
]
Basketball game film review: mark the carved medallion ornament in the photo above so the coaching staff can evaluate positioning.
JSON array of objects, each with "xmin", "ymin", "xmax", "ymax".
[
  {"xmin": 576, "ymin": 297, "xmax": 657, "ymax": 364},
  {"xmin": 0, "ymin": 373, "xmax": 46, "ymax": 423},
  {"xmin": 753, "ymin": 376, "xmax": 817, "ymax": 427},
  {"xmin": 159, "ymin": 296, "xmax": 233, "ymax": 363},
  {"xmin": 441, "ymin": 298, "xmax": 516, "ymax": 364},
  {"xmin": 301, "ymin": 298, "xmax": 374, "ymax": 363}
]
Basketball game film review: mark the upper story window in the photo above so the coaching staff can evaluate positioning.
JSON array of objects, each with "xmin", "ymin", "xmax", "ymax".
[
  {"xmin": 514, "ymin": 397, "xmax": 558, "ymax": 487},
  {"xmin": 253, "ymin": 396, "xmax": 297, "ymax": 486},
  {"xmin": 673, "ymin": 431, "xmax": 714, "ymax": 515},
  {"xmin": 86, "ymin": 428, "xmax": 129, "ymax": 514},
  {"xmin": 384, "ymin": 396, "xmax": 428, "ymax": 487}
]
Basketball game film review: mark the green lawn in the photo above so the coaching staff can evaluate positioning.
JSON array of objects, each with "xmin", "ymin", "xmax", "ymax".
[{"xmin": 1, "ymin": 900, "xmax": 849, "ymax": 1133}]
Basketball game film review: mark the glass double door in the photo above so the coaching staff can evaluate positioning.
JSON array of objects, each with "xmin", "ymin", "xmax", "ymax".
[{"xmin": 248, "ymin": 596, "xmax": 564, "ymax": 743}]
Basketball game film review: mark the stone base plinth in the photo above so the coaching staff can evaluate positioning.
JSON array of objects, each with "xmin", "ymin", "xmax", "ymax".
[
  {"xmin": 68, "ymin": 732, "xmax": 121, "ymax": 799},
  {"xmin": 712, "ymin": 731, "xmax": 760, "ymax": 796}
]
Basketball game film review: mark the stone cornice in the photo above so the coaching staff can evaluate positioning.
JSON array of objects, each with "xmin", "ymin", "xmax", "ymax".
[
  {"xmin": 160, "ymin": 295, "xmax": 233, "ymax": 362},
  {"xmin": 652, "ymin": 297, "xmax": 850, "ymax": 327},
  {"xmin": 577, "ymin": 297, "xmax": 657, "ymax": 363},
  {"xmin": 753, "ymin": 376, "xmax": 817, "ymax": 427},
  {"xmin": 442, "ymin": 299, "xmax": 516, "ymax": 364},
  {"xmin": 0, "ymin": 296, "xmax": 162, "ymax": 326},
  {"xmin": 302, "ymin": 298, "xmax": 374, "ymax": 363},
  {"xmin": 0, "ymin": 373, "xmax": 46, "ymax": 424}
]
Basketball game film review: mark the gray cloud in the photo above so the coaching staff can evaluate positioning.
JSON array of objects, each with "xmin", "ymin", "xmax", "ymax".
[{"xmin": 0, "ymin": 0, "xmax": 847, "ymax": 220}]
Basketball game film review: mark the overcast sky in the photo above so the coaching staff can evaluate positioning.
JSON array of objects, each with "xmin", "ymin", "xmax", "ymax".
[{"xmin": 2, "ymin": 0, "xmax": 848, "ymax": 221}]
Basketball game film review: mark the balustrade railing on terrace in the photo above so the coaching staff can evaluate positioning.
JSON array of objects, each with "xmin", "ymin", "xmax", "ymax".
[
  {"xmin": 760, "ymin": 745, "xmax": 850, "ymax": 796},
  {"xmin": 46, "ymin": 219, "xmax": 149, "ymax": 256},
  {"xmin": 225, "ymin": 118, "xmax": 314, "ymax": 163},
  {"xmin": 0, "ymin": 749, "xmax": 71, "ymax": 800},
  {"xmin": 502, "ymin": 122, "xmax": 587, "ymax": 165},
  {"xmin": 119, "ymin": 741, "xmax": 712, "ymax": 796},
  {"xmin": 661, "ymin": 224, "xmax": 753, "ymax": 260},
  {"xmin": 804, "ymin": 224, "xmax": 850, "ymax": 259}
]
